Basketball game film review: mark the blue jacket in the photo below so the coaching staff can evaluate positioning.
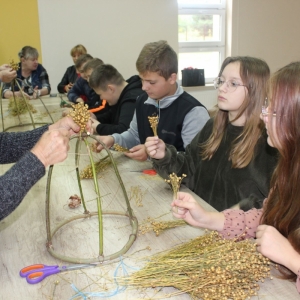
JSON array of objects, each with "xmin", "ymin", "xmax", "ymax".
[{"xmin": 67, "ymin": 77, "xmax": 102, "ymax": 109}]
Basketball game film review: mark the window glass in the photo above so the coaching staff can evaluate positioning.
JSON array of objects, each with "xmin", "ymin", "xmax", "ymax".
[
  {"xmin": 179, "ymin": 14, "xmax": 221, "ymax": 43},
  {"xmin": 178, "ymin": 51, "xmax": 220, "ymax": 81}
]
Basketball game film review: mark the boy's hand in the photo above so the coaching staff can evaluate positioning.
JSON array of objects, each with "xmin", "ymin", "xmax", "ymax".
[
  {"xmin": 145, "ymin": 136, "xmax": 166, "ymax": 159},
  {"xmin": 124, "ymin": 144, "xmax": 148, "ymax": 161},
  {"xmin": 95, "ymin": 135, "xmax": 115, "ymax": 152}
]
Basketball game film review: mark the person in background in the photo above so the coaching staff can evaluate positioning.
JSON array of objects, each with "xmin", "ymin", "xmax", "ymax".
[
  {"xmin": 2, "ymin": 46, "xmax": 51, "ymax": 99},
  {"xmin": 88, "ymin": 64, "xmax": 143, "ymax": 135},
  {"xmin": 145, "ymin": 56, "xmax": 278, "ymax": 211},
  {"xmin": 67, "ymin": 55, "xmax": 108, "ymax": 114},
  {"xmin": 63, "ymin": 57, "xmax": 109, "ymax": 116},
  {"xmin": 170, "ymin": 61, "xmax": 300, "ymax": 293},
  {"xmin": 57, "ymin": 44, "xmax": 87, "ymax": 94},
  {"xmin": 0, "ymin": 64, "xmax": 17, "ymax": 83},
  {"xmin": 95, "ymin": 40, "xmax": 209, "ymax": 161}
]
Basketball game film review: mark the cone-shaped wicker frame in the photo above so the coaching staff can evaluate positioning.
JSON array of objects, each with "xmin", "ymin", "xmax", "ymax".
[
  {"xmin": 0, "ymin": 80, "xmax": 54, "ymax": 132},
  {"xmin": 45, "ymin": 134, "xmax": 138, "ymax": 263}
]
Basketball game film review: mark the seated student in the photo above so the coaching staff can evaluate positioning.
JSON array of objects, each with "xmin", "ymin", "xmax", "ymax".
[
  {"xmin": 2, "ymin": 46, "xmax": 51, "ymax": 99},
  {"xmin": 145, "ymin": 56, "xmax": 278, "ymax": 211},
  {"xmin": 67, "ymin": 55, "xmax": 108, "ymax": 114},
  {"xmin": 0, "ymin": 64, "xmax": 17, "ymax": 83},
  {"xmin": 171, "ymin": 61, "xmax": 300, "ymax": 293},
  {"xmin": 57, "ymin": 44, "xmax": 87, "ymax": 94},
  {"xmin": 88, "ymin": 64, "xmax": 143, "ymax": 135},
  {"xmin": 95, "ymin": 40, "xmax": 209, "ymax": 161}
]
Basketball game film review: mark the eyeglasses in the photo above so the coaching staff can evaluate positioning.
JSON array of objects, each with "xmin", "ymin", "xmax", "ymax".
[
  {"xmin": 261, "ymin": 105, "xmax": 276, "ymax": 119},
  {"xmin": 213, "ymin": 77, "xmax": 247, "ymax": 92}
]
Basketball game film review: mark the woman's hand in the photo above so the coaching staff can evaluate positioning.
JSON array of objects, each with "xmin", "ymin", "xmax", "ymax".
[
  {"xmin": 145, "ymin": 136, "xmax": 166, "ymax": 159},
  {"xmin": 31, "ymin": 128, "xmax": 71, "ymax": 167},
  {"xmin": 0, "ymin": 66, "xmax": 17, "ymax": 83},
  {"xmin": 172, "ymin": 192, "xmax": 225, "ymax": 231},
  {"xmin": 256, "ymin": 225, "xmax": 300, "ymax": 274},
  {"xmin": 49, "ymin": 116, "xmax": 80, "ymax": 136}
]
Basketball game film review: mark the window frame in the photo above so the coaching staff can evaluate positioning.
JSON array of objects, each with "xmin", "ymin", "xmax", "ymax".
[{"xmin": 178, "ymin": 0, "xmax": 226, "ymax": 84}]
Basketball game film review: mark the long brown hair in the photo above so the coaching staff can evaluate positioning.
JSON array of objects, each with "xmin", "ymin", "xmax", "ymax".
[
  {"xmin": 261, "ymin": 62, "xmax": 300, "ymax": 280},
  {"xmin": 201, "ymin": 56, "xmax": 270, "ymax": 168}
]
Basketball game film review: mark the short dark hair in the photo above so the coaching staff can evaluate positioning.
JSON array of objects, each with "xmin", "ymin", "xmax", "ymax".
[
  {"xmin": 75, "ymin": 54, "xmax": 93, "ymax": 69},
  {"xmin": 136, "ymin": 40, "xmax": 178, "ymax": 80},
  {"xmin": 83, "ymin": 58, "xmax": 104, "ymax": 72},
  {"xmin": 89, "ymin": 64, "xmax": 124, "ymax": 91}
]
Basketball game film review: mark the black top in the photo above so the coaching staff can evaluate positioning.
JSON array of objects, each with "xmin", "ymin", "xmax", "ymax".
[
  {"xmin": 95, "ymin": 75, "xmax": 143, "ymax": 135},
  {"xmin": 152, "ymin": 118, "xmax": 278, "ymax": 211},
  {"xmin": 57, "ymin": 65, "xmax": 78, "ymax": 93}
]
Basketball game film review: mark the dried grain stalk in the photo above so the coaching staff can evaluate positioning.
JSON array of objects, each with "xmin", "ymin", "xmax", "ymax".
[
  {"xmin": 8, "ymin": 96, "xmax": 37, "ymax": 116},
  {"xmin": 119, "ymin": 231, "xmax": 271, "ymax": 300}
]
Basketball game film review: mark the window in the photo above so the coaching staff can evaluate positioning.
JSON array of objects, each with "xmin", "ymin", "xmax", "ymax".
[{"xmin": 178, "ymin": 0, "xmax": 226, "ymax": 84}]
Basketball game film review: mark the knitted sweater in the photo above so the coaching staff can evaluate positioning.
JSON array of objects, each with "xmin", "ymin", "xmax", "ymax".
[
  {"xmin": 152, "ymin": 118, "xmax": 278, "ymax": 211},
  {"xmin": 0, "ymin": 126, "xmax": 48, "ymax": 221}
]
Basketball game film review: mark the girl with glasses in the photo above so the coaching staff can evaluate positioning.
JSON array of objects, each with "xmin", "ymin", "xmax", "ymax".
[
  {"xmin": 170, "ymin": 61, "xmax": 300, "ymax": 292},
  {"xmin": 145, "ymin": 56, "xmax": 278, "ymax": 211}
]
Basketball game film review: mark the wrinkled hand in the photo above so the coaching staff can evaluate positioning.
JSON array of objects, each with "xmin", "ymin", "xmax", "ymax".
[
  {"xmin": 49, "ymin": 116, "xmax": 80, "ymax": 136},
  {"xmin": 31, "ymin": 129, "xmax": 71, "ymax": 167},
  {"xmin": 124, "ymin": 144, "xmax": 148, "ymax": 161},
  {"xmin": 62, "ymin": 108, "xmax": 72, "ymax": 117},
  {"xmin": 172, "ymin": 192, "xmax": 225, "ymax": 231},
  {"xmin": 0, "ymin": 65, "xmax": 17, "ymax": 83},
  {"xmin": 95, "ymin": 135, "xmax": 115, "ymax": 152},
  {"xmin": 256, "ymin": 225, "xmax": 300, "ymax": 271},
  {"xmin": 145, "ymin": 136, "xmax": 166, "ymax": 159}
]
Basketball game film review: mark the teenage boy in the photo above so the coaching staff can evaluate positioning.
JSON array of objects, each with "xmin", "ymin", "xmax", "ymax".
[
  {"xmin": 67, "ymin": 55, "xmax": 108, "ymax": 114},
  {"xmin": 96, "ymin": 40, "xmax": 210, "ymax": 161},
  {"xmin": 88, "ymin": 64, "xmax": 142, "ymax": 135}
]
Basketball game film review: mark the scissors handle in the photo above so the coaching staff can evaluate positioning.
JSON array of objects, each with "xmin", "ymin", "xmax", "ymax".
[{"xmin": 20, "ymin": 264, "xmax": 60, "ymax": 284}]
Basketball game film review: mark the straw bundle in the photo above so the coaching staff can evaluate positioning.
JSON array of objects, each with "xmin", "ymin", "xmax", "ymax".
[
  {"xmin": 8, "ymin": 97, "xmax": 37, "ymax": 116},
  {"xmin": 119, "ymin": 231, "xmax": 270, "ymax": 300}
]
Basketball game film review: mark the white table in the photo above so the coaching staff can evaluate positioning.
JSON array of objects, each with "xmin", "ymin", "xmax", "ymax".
[{"xmin": 0, "ymin": 97, "xmax": 298, "ymax": 299}]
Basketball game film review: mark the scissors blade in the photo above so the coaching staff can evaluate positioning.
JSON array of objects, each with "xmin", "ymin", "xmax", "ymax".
[{"xmin": 59, "ymin": 263, "xmax": 97, "ymax": 272}]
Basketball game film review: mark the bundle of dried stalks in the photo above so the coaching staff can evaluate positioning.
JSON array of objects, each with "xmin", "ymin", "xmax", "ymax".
[
  {"xmin": 148, "ymin": 115, "xmax": 158, "ymax": 136},
  {"xmin": 119, "ymin": 231, "xmax": 271, "ymax": 300},
  {"xmin": 67, "ymin": 102, "xmax": 90, "ymax": 133},
  {"xmin": 80, "ymin": 155, "xmax": 111, "ymax": 179},
  {"xmin": 114, "ymin": 143, "xmax": 129, "ymax": 153},
  {"xmin": 8, "ymin": 97, "xmax": 37, "ymax": 116},
  {"xmin": 139, "ymin": 218, "xmax": 186, "ymax": 236}
]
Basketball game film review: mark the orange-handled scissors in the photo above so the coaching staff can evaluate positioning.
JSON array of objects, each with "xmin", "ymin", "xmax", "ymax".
[
  {"xmin": 20, "ymin": 263, "xmax": 95, "ymax": 284},
  {"xmin": 130, "ymin": 169, "xmax": 157, "ymax": 175}
]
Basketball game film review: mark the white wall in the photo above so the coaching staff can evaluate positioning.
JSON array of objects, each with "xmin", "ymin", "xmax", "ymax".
[
  {"xmin": 38, "ymin": 0, "xmax": 178, "ymax": 94},
  {"xmin": 37, "ymin": 0, "xmax": 300, "ymax": 110}
]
